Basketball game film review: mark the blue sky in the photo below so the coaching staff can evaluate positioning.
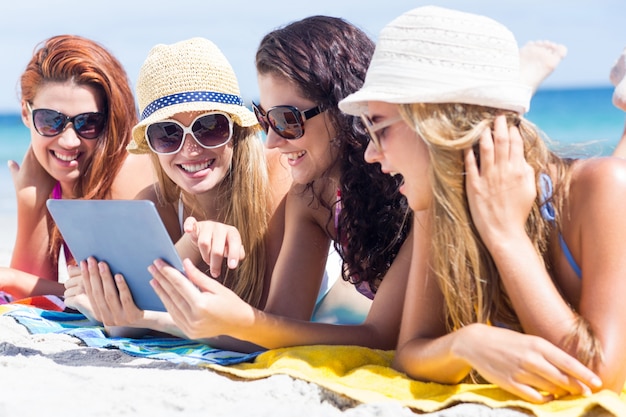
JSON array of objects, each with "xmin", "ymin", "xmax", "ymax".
[{"xmin": 0, "ymin": 0, "xmax": 624, "ymax": 112}]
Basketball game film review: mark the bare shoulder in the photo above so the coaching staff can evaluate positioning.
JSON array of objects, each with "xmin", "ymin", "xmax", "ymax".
[
  {"xmin": 284, "ymin": 181, "xmax": 335, "ymax": 236},
  {"xmin": 571, "ymin": 157, "xmax": 626, "ymax": 191},
  {"xmin": 567, "ymin": 157, "xmax": 626, "ymax": 218},
  {"xmin": 134, "ymin": 183, "xmax": 159, "ymax": 202},
  {"xmin": 111, "ymin": 154, "xmax": 155, "ymax": 199}
]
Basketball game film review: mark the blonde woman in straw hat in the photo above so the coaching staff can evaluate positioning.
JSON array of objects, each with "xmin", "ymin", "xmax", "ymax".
[
  {"xmin": 339, "ymin": 6, "xmax": 626, "ymax": 402},
  {"xmin": 65, "ymin": 37, "xmax": 291, "ymax": 337},
  {"xmin": 148, "ymin": 16, "xmax": 414, "ymax": 351}
]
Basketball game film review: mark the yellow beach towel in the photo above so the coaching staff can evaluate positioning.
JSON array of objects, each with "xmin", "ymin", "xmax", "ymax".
[{"xmin": 207, "ymin": 345, "xmax": 626, "ymax": 417}]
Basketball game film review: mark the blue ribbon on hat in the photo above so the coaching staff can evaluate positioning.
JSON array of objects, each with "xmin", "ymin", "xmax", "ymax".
[{"xmin": 141, "ymin": 91, "xmax": 244, "ymax": 120}]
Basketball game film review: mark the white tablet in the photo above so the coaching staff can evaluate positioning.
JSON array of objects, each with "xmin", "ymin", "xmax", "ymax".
[{"xmin": 46, "ymin": 199, "xmax": 184, "ymax": 312}]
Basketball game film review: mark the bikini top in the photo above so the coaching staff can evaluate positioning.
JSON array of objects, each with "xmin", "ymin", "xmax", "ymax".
[{"xmin": 540, "ymin": 173, "xmax": 582, "ymax": 279}]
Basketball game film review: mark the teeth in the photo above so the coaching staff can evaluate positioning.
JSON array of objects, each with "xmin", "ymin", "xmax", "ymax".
[
  {"xmin": 286, "ymin": 150, "xmax": 306, "ymax": 160},
  {"xmin": 54, "ymin": 151, "xmax": 78, "ymax": 162},
  {"xmin": 180, "ymin": 160, "xmax": 212, "ymax": 173}
]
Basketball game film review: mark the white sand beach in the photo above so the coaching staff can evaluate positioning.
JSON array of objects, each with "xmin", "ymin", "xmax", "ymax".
[{"xmin": 0, "ymin": 165, "xmax": 613, "ymax": 417}]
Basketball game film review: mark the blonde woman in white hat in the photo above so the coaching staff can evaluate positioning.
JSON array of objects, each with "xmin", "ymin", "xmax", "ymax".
[
  {"xmin": 339, "ymin": 6, "xmax": 626, "ymax": 403},
  {"xmin": 66, "ymin": 38, "xmax": 291, "ymax": 337}
]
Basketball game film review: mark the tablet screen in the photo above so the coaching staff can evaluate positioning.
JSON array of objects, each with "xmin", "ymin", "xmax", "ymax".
[{"xmin": 47, "ymin": 199, "xmax": 184, "ymax": 312}]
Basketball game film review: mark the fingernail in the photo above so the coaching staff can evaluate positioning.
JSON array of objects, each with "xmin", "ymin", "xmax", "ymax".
[
  {"xmin": 591, "ymin": 376, "xmax": 602, "ymax": 388},
  {"xmin": 228, "ymin": 258, "xmax": 238, "ymax": 269}
]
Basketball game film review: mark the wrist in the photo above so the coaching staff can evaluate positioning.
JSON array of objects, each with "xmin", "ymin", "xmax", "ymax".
[
  {"xmin": 450, "ymin": 323, "xmax": 486, "ymax": 365},
  {"xmin": 481, "ymin": 229, "xmax": 532, "ymax": 257}
]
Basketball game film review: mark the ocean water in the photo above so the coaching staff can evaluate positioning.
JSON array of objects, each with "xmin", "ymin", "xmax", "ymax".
[
  {"xmin": 526, "ymin": 86, "xmax": 624, "ymax": 156},
  {"xmin": 0, "ymin": 86, "xmax": 623, "ymax": 198}
]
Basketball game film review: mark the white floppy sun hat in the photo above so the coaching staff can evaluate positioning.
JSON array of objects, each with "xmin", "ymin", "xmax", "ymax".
[
  {"xmin": 128, "ymin": 37, "xmax": 257, "ymax": 154},
  {"xmin": 339, "ymin": 6, "xmax": 532, "ymax": 116}
]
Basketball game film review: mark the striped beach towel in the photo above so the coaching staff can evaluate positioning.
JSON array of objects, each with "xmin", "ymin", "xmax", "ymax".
[{"xmin": 0, "ymin": 302, "xmax": 261, "ymax": 366}]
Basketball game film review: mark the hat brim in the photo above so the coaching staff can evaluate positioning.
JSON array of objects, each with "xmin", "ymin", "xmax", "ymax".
[
  {"xmin": 128, "ymin": 101, "xmax": 258, "ymax": 154},
  {"xmin": 340, "ymin": 82, "xmax": 532, "ymax": 116}
]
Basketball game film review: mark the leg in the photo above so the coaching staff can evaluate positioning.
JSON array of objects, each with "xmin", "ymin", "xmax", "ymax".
[
  {"xmin": 610, "ymin": 48, "xmax": 626, "ymax": 158},
  {"xmin": 610, "ymin": 47, "xmax": 626, "ymax": 111},
  {"xmin": 519, "ymin": 41, "xmax": 567, "ymax": 93}
]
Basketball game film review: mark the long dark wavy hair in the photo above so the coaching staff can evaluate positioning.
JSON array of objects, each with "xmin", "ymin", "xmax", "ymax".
[{"xmin": 255, "ymin": 16, "xmax": 411, "ymax": 293}]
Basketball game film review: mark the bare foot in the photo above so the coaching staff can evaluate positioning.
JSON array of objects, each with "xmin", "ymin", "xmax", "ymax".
[
  {"xmin": 519, "ymin": 40, "xmax": 567, "ymax": 93},
  {"xmin": 610, "ymin": 47, "xmax": 626, "ymax": 111}
]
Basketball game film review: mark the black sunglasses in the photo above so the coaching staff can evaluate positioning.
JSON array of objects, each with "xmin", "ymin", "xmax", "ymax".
[
  {"xmin": 145, "ymin": 112, "xmax": 234, "ymax": 155},
  {"xmin": 252, "ymin": 101, "xmax": 322, "ymax": 140},
  {"xmin": 27, "ymin": 102, "xmax": 106, "ymax": 140}
]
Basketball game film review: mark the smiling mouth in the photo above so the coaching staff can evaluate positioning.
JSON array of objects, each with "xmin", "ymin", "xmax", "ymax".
[
  {"xmin": 52, "ymin": 151, "xmax": 79, "ymax": 162},
  {"xmin": 179, "ymin": 159, "xmax": 214, "ymax": 173},
  {"xmin": 286, "ymin": 150, "xmax": 306, "ymax": 161}
]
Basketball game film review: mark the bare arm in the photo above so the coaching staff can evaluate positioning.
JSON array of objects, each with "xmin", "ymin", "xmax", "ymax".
[
  {"xmin": 0, "ymin": 147, "xmax": 64, "ymax": 298},
  {"xmin": 150, "ymin": 226, "xmax": 411, "ymax": 352},
  {"xmin": 564, "ymin": 158, "xmax": 626, "ymax": 392},
  {"xmin": 263, "ymin": 186, "xmax": 331, "ymax": 320},
  {"xmin": 110, "ymin": 153, "xmax": 155, "ymax": 200}
]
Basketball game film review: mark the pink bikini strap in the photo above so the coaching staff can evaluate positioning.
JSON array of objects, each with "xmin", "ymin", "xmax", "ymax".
[{"xmin": 51, "ymin": 182, "xmax": 62, "ymax": 199}]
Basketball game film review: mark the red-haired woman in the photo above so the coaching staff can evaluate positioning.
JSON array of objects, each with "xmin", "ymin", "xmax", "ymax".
[{"xmin": 0, "ymin": 35, "xmax": 153, "ymax": 300}]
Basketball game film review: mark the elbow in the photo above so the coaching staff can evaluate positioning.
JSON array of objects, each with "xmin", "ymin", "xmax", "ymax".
[
  {"xmin": 594, "ymin": 348, "xmax": 626, "ymax": 393},
  {"xmin": 392, "ymin": 345, "xmax": 466, "ymax": 385},
  {"xmin": 392, "ymin": 334, "xmax": 472, "ymax": 385},
  {"xmin": 392, "ymin": 345, "xmax": 411, "ymax": 374}
]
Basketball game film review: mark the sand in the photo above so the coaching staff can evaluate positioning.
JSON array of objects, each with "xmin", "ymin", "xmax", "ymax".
[{"xmin": 0, "ymin": 310, "xmax": 536, "ymax": 417}]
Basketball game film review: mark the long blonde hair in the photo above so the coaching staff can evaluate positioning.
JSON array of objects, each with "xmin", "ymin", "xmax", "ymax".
[
  {"xmin": 150, "ymin": 124, "xmax": 271, "ymax": 308},
  {"xmin": 400, "ymin": 102, "xmax": 602, "ymax": 371}
]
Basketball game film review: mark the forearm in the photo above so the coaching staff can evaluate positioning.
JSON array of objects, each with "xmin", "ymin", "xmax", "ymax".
[
  {"xmin": 111, "ymin": 310, "xmax": 186, "ymax": 339},
  {"xmin": 199, "ymin": 335, "xmax": 266, "ymax": 353},
  {"xmin": 0, "ymin": 267, "xmax": 63, "ymax": 299},
  {"xmin": 228, "ymin": 307, "xmax": 392, "ymax": 350},
  {"xmin": 12, "ymin": 201, "xmax": 55, "ymax": 280},
  {"xmin": 488, "ymin": 236, "xmax": 578, "ymax": 345},
  {"xmin": 393, "ymin": 325, "xmax": 477, "ymax": 384}
]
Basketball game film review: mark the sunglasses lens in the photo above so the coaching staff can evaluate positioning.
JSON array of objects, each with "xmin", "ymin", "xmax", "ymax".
[
  {"xmin": 72, "ymin": 113, "xmax": 106, "ymax": 139},
  {"xmin": 191, "ymin": 113, "xmax": 232, "ymax": 147},
  {"xmin": 32, "ymin": 109, "xmax": 65, "ymax": 136},
  {"xmin": 267, "ymin": 108, "xmax": 303, "ymax": 139},
  {"xmin": 360, "ymin": 114, "xmax": 381, "ymax": 150},
  {"xmin": 32, "ymin": 108, "xmax": 105, "ymax": 139},
  {"xmin": 146, "ymin": 122, "xmax": 184, "ymax": 154}
]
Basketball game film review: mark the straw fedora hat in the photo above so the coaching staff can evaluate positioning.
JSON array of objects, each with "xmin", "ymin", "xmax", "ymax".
[
  {"xmin": 339, "ymin": 6, "xmax": 532, "ymax": 116},
  {"xmin": 128, "ymin": 37, "xmax": 257, "ymax": 154}
]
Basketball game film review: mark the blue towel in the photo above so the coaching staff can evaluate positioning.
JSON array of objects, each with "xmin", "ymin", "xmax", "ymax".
[{"xmin": 1, "ymin": 304, "xmax": 261, "ymax": 366}]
